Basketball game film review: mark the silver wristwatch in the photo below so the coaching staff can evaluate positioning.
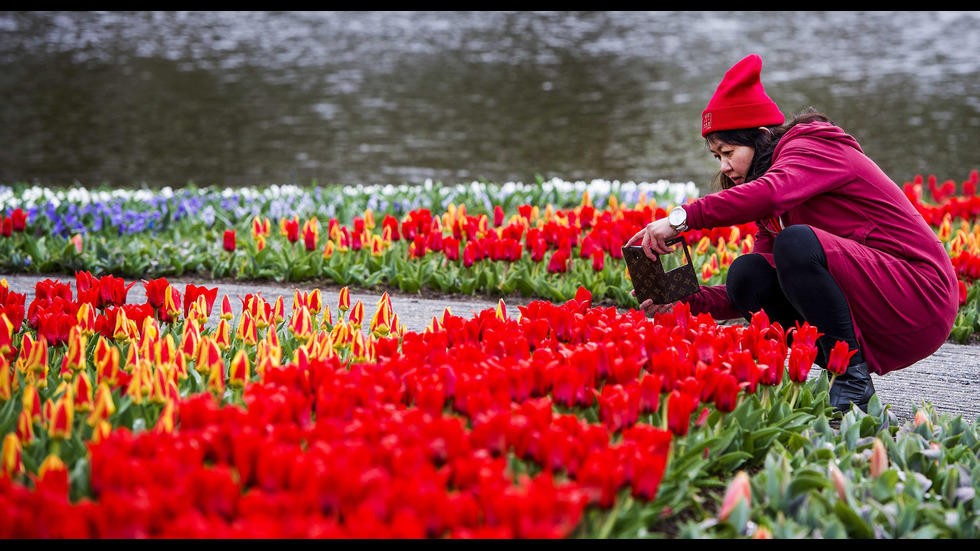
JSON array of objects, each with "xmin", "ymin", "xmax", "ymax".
[{"xmin": 668, "ymin": 206, "xmax": 688, "ymax": 232}]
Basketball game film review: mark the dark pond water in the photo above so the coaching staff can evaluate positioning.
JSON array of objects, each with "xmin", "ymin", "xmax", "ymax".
[{"xmin": 0, "ymin": 11, "xmax": 977, "ymax": 194}]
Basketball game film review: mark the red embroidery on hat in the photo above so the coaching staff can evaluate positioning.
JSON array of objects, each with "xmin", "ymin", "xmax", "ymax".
[{"xmin": 702, "ymin": 112, "xmax": 712, "ymax": 131}]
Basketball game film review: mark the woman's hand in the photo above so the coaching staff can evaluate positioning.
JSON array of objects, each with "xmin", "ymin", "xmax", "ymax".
[
  {"xmin": 626, "ymin": 216, "xmax": 679, "ymax": 260},
  {"xmin": 632, "ymin": 290, "xmax": 675, "ymax": 317}
]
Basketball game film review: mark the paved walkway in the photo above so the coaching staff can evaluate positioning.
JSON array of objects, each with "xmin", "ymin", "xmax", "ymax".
[{"xmin": 5, "ymin": 273, "xmax": 979, "ymax": 426}]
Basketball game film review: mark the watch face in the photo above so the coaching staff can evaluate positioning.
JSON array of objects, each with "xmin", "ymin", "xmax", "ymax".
[{"xmin": 669, "ymin": 208, "xmax": 685, "ymax": 225}]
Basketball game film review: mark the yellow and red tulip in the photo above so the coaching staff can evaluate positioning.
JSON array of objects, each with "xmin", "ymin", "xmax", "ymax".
[
  {"xmin": 181, "ymin": 320, "xmax": 202, "ymax": 361},
  {"xmin": 90, "ymin": 419, "xmax": 112, "ymax": 445},
  {"xmin": 111, "ymin": 308, "xmax": 131, "ymax": 341},
  {"xmin": 47, "ymin": 392, "xmax": 74, "ymax": 440},
  {"xmin": 496, "ymin": 299, "xmax": 507, "ymax": 321},
  {"xmin": 148, "ymin": 365, "xmax": 170, "ymax": 405},
  {"xmin": 60, "ymin": 326, "xmax": 87, "ymax": 379},
  {"xmin": 228, "ymin": 349, "xmax": 251, "ymax": 389},
  {"xmin": 87, "ymin": 382, "xmax": 116, "ymax": 427},
  {"xmin": 76, "ymin": 303, "xmax": 96, "ymax": 337},
  {"xmin": 15, "ymin": 408, "xmax": 34, "ymax": 444},
  {"xmin": 155, "ymin": 333, "xmax": 178, "ymax": 370},
  {"xmin": 212, "ymin": 318, "xmax": 232, "ymax": 351},
  {"xmin": 22, "ymin": 383, "xmax": 41, "ymax": 424},
  {"xmin": 0, "ymin": 313, "xmax": 14, "ymax": 358},
  {"xmin": 207, "ymin": 358, "xmax": 225, "ymax": 396},
  {"xmin": 72, "ymin": 370, "xmax": 95, "ymax": 413},
  {"xmin": 196, "ymin": 336, "xmax": 223, "ymax": 376},
  {"xmin": 236, "ymin": 310, "xmax": 258, "ymax": 347},
  {"xmin": 288, "ymin": 305, "xmax": 314, "ymax": 343},
  {"xmin": 0, "ymin": 358, "xmax": 11, "ymax": 402},
  {"xmin": 95, "ymin": 346, "xmax": 120, "ymax": 387},
  {"xmin": 220, "ymin": 294, "xmax": 234, "ymax": 320},
  {"xmin": 271, "ymin": 295, "xmax": 285, "ymax": 325},
  {"xmin": 338, "ymin": 286, "xmax": 351, "ymax": 313},
  {"xmin": 155, "ymin": 399, "xmax": 177, "ymax": 434},
  {"xmin": 348, "ymin": 301, "xmax": 364, "ymax": 330},
  {"xmin": 37, "ymin": 454, "xmax": 68, "ymax": 493},
  {"xmin": 125, "ymin": 363, "xmax": 145, "ymax": 405},
  {"xmin": 307, "ymin": 289, "xmax": 323, "ymax": 315},
  {"xmin": 330, "ymin": 321, "xmax": 350, "ymax": 351},
  {"xmin": 1, "ymin": 433, "xmax": 23, "ymax": 479}
]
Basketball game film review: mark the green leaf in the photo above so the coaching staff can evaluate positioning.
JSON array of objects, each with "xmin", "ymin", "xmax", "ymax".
[{"xmin": 833, "ymin": 500, "xmax": 875, "ymax": 538}]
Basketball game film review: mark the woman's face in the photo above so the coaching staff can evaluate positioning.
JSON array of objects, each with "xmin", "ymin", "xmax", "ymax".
[{"xmin": 708, "ymin": 139, "xmax": 755, "ymax": 186}]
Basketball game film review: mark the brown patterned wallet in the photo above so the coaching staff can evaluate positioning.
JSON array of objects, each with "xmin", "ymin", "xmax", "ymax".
[{"xmin": 622, "ymin": 236, "xmax": 700, "ymax": 304}]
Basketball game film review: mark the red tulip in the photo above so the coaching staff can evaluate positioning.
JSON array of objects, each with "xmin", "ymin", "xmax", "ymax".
[
  {"xmin": 787, "ymin": 343, "xmax": 818, "ymax": 384},
  {"xmin": 712, "ymin": 372, "xmax": 742, "ymax": 413},
  {"xmin": 223, "ymin": 229, "xmax": 236, "ymax": 252},
  {"xmin": 9, "ymin": 208, "xmax": 26, "ymax": 232},
  {"xmin": 141, "ymin": 277, "xmax": 171, "ymax": 310},
  {"xmin": 666, "ymin": 389, "xmax": 698, "ymax": 437},
  {"xmin": 826, "ymin": 340, "xmax": 858, "ymax": 376}
]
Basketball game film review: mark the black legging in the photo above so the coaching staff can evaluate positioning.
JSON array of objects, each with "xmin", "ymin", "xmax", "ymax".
[{"xmin": 726, "ymin": 225, "xmax": 863, "ymax": 368}]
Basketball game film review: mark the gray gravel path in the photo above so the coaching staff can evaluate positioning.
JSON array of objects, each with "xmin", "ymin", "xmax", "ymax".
[{"xmin": 4, "ymin": 273, "xmax": 978, "ymax": 426}]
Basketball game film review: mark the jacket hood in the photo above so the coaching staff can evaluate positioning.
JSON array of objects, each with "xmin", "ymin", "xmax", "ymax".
[{"xmin": 774, "ymin": 120, "xmax": 864, "ymax": 159}]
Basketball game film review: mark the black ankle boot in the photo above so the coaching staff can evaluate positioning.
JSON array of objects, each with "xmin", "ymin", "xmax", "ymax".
[{"xmin": 829, "ymin": 362, "xmax": 875, "ymax": 413}]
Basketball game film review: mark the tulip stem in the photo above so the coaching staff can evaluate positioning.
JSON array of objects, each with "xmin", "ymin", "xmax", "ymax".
[
  {"xmin": 597, "ymin": 492, "xmax": 627, "ymax": 539},
  {"xmin": 790, "ymin": 384, "xmax": 801, "ymax": 410}
]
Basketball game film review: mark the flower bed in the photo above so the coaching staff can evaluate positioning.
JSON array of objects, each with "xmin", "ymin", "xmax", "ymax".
[{"xmin": 1, "ymin": 170, "xmax": 979, "ymax": 538}]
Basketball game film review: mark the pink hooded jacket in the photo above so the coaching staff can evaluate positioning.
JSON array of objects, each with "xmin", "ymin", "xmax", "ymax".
[{"xmin": 680, "ymin": 121, "xmax": 958, "ymax": 375}]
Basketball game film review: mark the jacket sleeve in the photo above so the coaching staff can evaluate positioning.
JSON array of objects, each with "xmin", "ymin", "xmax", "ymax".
[
  {"xmin": 679, "ymin": 227, "xmax": 777, "ymax": 321},
  {"xmin": 682, "ymin": 133, "xmax": 852, "ymax": 230}
]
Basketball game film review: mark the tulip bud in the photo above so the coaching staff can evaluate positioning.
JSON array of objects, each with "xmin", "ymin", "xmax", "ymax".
[
  {"xmin": 196, "ymin": 336, "xmax": 223, "ymax": 376},
  {"xmin": 125, "ymin": 365, "xmax": 144, "ymax": 405},
  {"xmin": 330, "ymin": 320, "xmax": 350, "ymax": 350},
  {"xmin": 220, "ymin": 294, "xmax": 234, "ymax": 320},
  {"xmin": 22, "ymin": 383, "xmax": 42, "ymax": 424},
  {"xmin": 47, "ymin": 393, "xmax": 74, "ymax": 440},
  {"xmin": 288, "ymin": 306, "xmax": 314, "ymax": 343},
  {"xmin": 93, "ymin": 348, "xmax": 119, "ymax": 390},
  {"xmin": 338, "ymin": 286, "xmax": 351, "ymax": 313},
  {"xmin": 307, "ymin": 289, "xmax": 322, "ymax": 315},
  {"xmin": 1, "ymin": 433, "xmax": 23, "ymax": 478},
  {"xmin": 207, "ymin": 358, "xmax": 225, "ymax": 396},
  {"xmin": 73, "ymin": 371, "xmax": 95, "ymax": 413},
  {"xmin": 87, "ymin": 382, "xmax": 116, "ymax": 426},
  {"xmin": 213, "ymin": 319, "xmax": 232, "ymax": 351},
  {"xmin": 155, "ymin": 399, "xmax": 177, "ymax": 433},
  {"xmin": 828, "ymin": 461, "xmax": 849, "ymax": 502},
  {"xmin": 181, "ymin": 319, "xmax": 201, "ymax": 361},
  {"xmin": 348, "ymin": 301, "xmax": 364, "ymax": 330},
  {"xmin": 0, "ymin": 357, "xmax": 12, "ymax": 403},
  {"xmin": 76, "ymin": 303, "xmax": 96, "ymax": 337},
  {"xmin": 37, "ymin": 454, "xmax": 69, "ymax": 495},
  {"xmin": 719, "ymin": 470, "xmax": 751, "ymax": 521},
  {"xmin": 62, "ymin": 326, "xmax": 88, "ymax": 377},
  {"xmin": 149, "ymin": 365, "xmax": 169, "ymax": 406},
  {"xmin": 16, "ymin": 408, "xmax": 34, "ymax": 444},
  {"xmin": 271, "ymin": 295, "xmax": 285, "ymax": 325},
  {"xmin": 223, "ymin": 229, "xmax": 236, "ymax": 252},
  {"xmin": 90, "ymin": 420, "xmax": 112, "ymax": 444},
  {"xmin": 228, "ymin": 349, "xmax": 250, "ymax": 389},
  {"xmin": 869, "ymin": 438, "xmax": 889, "ymax": 478}
]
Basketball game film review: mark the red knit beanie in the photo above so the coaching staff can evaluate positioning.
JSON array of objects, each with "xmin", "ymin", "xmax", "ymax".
[{"xmin": 701, "ymin": 54, "xmax": 784, "ymax": 137}]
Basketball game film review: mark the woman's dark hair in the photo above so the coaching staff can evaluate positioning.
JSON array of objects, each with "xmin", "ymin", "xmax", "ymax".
[{"xmin": 706, "ymin": 107, "xmax": 834, "ymax": 190}]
